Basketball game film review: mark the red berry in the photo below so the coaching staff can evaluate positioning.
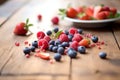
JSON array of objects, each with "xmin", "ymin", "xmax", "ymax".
[
  {"xmin": 24, "ymin": 41, "xmax": 28, "ymax": 45},
  {"xmin": 37, "ymin": 31, "xmax": 45, "ymax": 39},
  {"xmin": 44, "ymin": 36, "xmax": 51, "ymax": 42},
  {"xmin": 15, "ymin": 42, "xmax": 20, "ymax": 46},
  {"xmin": 37, "ymin": 14, "xmax": 42, "ymax": 21},
  {"xmin": 72, "ymin": 33, "xmax": 83, "ymax": 42},
  {"xmin": 38, "ymin": 39, "xmax": 49, "ymax": 51},
  {"xmin": 69, "ymin": 27, "xmax": 78, "ymax": 35},
  {"xmin": 70, "ymin": 41, "xmax": 78, "ymax": 51},
  {"xmin": 59, "ymin": 34, "xmax": 69, "ymax": 42},
  {"xmin": 51, "ymin": 16, "xmax": 59, "ymax": 25}
]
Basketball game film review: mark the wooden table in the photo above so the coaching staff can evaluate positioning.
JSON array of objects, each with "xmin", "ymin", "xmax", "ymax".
[{"xmin": 0, "ymin": 0, "xmax": 120, "ymax": 80}]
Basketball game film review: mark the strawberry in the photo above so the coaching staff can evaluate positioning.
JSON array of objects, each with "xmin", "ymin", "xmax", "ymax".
[
  {"xmin": 79, "ymin": 38, "xmax": 90, "ymax": 47},
  {"xmin": 93, "ymin": 5, "xmax": 102, "ymax": 19},
  {"xmin": 76, "ymin": 6, "xmax": 84, "ymax": 13},
  {"xmin": 77, "ymin": 13, "xmax": 90, "ymax": 20},
  {"xmin": 110, "ymin": 7, "xmax": 117, "ymax": 15},
  {"xmin": 66, "ymin": 7, "xmax": 78, "ymax": 18},
  {"xmin": 96, "ymin": 11, "xmax": 107, "ymax": 20},
  {"xmin": 13, "ymin": 19, "xmax": 33, "ymax": 35},
  {"xmin": 85, "ymin": 6, "xmax": 94, "ymax": 17}
]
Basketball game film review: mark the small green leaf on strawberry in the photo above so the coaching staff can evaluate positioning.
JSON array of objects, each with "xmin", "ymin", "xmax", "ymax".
[{"xmin": 55, "ymin": 30, "xmax": 63, "ymax": 38}]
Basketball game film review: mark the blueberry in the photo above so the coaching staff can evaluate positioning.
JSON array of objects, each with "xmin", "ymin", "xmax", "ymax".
[
  {"xmin": 78, "ymin": 46, "xmax": 86, "ymax": 54},
  {"xmin": 49, "ymin": 45, "xmax": 54, "ymax": 51},
  {"xmin": 78, "ymin": 29, "xmax": 83, "ymax": 34},
  {"xmin": 46, "ymin": 30, "xmax": 52, "ymax": 36},
  {"xmin": 91, "ymin": 36, "xmax": 98, "ymax": 43},
  {"xmin": 30, "ymin": 46, "xmax": 36, "ymax": 52},
  {"xmin": 58, "ymin": 44, "xmax": 63, "ymax": 47},
  {"xmin": 54, "ymin": 39, "xmax": 61, "ymax": 46},
  {"xmin": 57, "ymin": 47, "xmax": 64, "ymax": 55},
  {"xmin": 54, "ymin": 53, "xmax": 61, "ymax": 61},
  {"xmin": 68, "ymin": 34, "xmax": 73, "ymax": 41},
  {"xmin": 49, "ymin": 40, "xmax": 55, "ymax": 45},
  {"xmin": 52, "ymin": 46, "xmax": 58, "ymax": 52},
  {"xmin": 23, "ymin": 47, "xmax": 31, "ymax": 55},
  {"xmin": 68, "ymin": 49, "xmax": 77, "ymax": 58},
  {"xmin": 99, "ymin": 52, "xmax": 107, "ymax": 59},
  {"xmin": 32, "ymin": 41, "xmax": 38, "ymax": 48},
  {"xmin": 53, "ymin": 27, "xmax": 59, "ymax": 33},
  {"xmin": 64, "ymin": 30, "xmax": 69, "ymax": 35},
  {"xmin": 61, "ymin": 42, "xmax": 69, "ymax": 48}
]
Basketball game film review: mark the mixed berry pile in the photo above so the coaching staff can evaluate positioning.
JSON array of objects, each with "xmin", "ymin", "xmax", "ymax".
[{"xmin": 15, "ymin": 27, "xmax": 107, "ymax": 62}]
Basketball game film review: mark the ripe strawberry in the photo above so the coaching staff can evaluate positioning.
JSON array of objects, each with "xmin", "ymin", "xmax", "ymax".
[
  {"xmin": 66, "ymin": 7, "xmax": 78, "ymax": 18},
  {"xmin": 37, "ymin": 31, "xmax": 45, "ymax": 39},
  {"xmin": 96, "ymin": 11, "xmax": 107, "ymax": 20},
  {"xmin": 51, "ymin": 16, "xmax": 59, "ymax": 25},
  {"xmin": 70, "ymin": 41, "xmax": 78, "ymax": 51},
  {"xmin": 110, "ymin": 7, "xmax": 117, "ymax": 15},
  {"xmin": 102, "ymin": 6, "xmax": 110, "ymax": 11},
  {"xmin": 93, "ymin": 6, "xmax": 102, "ymax": 19},
  {"xmin": 76, "ymin": 6, "xmax": 84, "ymax": 13},
  {"xmin": 79, "ymin": 38, "xmax": 90, "ymax": 47},
  {"xmin": 77, "ymin": 13, "xmax": 90, "ymax": 20},
  {"xmin": 72, "ymin": 33, "xmax": 83, "ymax": 42},
  {"xmin": 69, "ymin": 27, "xmax": 78, "ymax": 35},
  {"xmin": 85, "ymin": 6, "xmax": 94, "ymax": 17},
  {"xmin": 13, "ymin": 19, "xmax": 33, "ymax": 35},
  {"xmin": 59, "ymin": 34, "xmax": 69, "ymax": 42},
  {"xmin": 38, "ymin": 39, "xmax": 49, "ymax": 51}
]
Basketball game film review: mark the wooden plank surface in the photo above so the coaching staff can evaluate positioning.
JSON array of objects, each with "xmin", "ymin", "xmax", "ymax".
[{"xmin": 0, "ymin": 0, "xmax": 120, "ymax": 80}]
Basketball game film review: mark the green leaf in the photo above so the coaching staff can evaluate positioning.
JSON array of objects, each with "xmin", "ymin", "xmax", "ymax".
[
  {"xmin": 108, "ymin": 12, "xmax": 114, "ymax": 18},
  {"xmin": 26, "ymin": 18, "xmax": 29, "ymax": 25},
  {"xmin": 55, "ymin": 30, "xmax": 63, "ymax": 38},
  {"xmin": 114, "ymin": 13, "xmax": 120, "ymax": 18},
  {"xmin": 77, "ymin": 13, "xmax": 86, "ymax": 18},
  {"xmin": 28, "ymin": 24, "xmax": 33, "ymax": 27}
]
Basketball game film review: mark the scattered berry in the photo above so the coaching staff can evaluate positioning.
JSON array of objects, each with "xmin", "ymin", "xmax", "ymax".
[
  {"xmin": 51, "ymin": 16, "xmax": 59, "ymax": 25},
  {"xmin": 78, "ymin": 46, "xmax": 86, "ymax": 54},
  {"xmin": 35, "ymin": 52, "xmax": 50, "ymax": 60},
  {"xmin": 49, "ymin": 40, "xmax": 55, "ymax": 45},
  {"xmin": 54, "ymin": 53, "xmax": 61, "ymax": 61},
  {"xmin": 91, "ymin": 36, "xmax": 98, "ymax": 43},
  {"xmin": 23, "ymin": 47, "xmax": 31, "ymax": 55},
  {"xmin": 99, "ymin": 52, "xmax": 107, "ymax": 59},
  {"xmin": 30, "ymin": 46, "xmax": 36, "ymax": 52},
  {"xmin": 64, "ymin": 30, "xmax": 69, "ymax": 35},
  {"xmin": 69, "ymin": 27, "xmax": 78, "ymax": 35},
  {"xmin": 70, "ymin": 41, "xmax": 78, "ymax": 51},
  {"xmin": 54, "ymin": 39, "xmax": 61, "ymax": 46},
  {"xmin": 46, "ymin": 30, "xmax": 52, "ymax": 36},
  {"xmin": 15, "ymin": 42, "xmax": 20, "ymax": 46},
  {"xmin": 72, "ymin": 33, "xmax": 83, "ymax": 42},
  {"xmin": 49, "ymin": 45, "xmax": 54, "ymax": 51},
  {"xmin": 52, "ymin": 46, "xmax": 58, "ymax": 52},
  {"xmin": 61, "ymin": 42, "xmax": 69, "ymax": 48},
  {"xmin": 37, "ymin": 31, "xmax": 45, "ymax": 39},
  {"xmin": 79, "ymin": 38, "xmax": 90, "ymax": 47},
  {"xmin": 57, "ymin": 47, "xmax": 65, "ymax": 55},
  {"xmin": 53, "ymin": 27, "xmax": 59, "ymax": 33},
  {"xmin": 38, "ymin": 39, "xmax": 49, "ymax": 51},
  {"xmin": 59, "ymin": 34, "xmax": 69, "ymax": 42},
  {"xmin": 68, "ymin": 49, "xmax": 77, "ymax": 58},
  {"xmin": 77, "ymin": 29, "xmax": 83, "ymax": 34},
  {"xmin": 44, "ymin": 36, "xmax": 51, "ymax": 42},
  {"xmin": 24, "ymin": 41, "xmax": 28, "ymax": 45},
  {"xmin": 32, "ymin": 41, "xmax": 38, "ymax": 48},
  {"xmin": 68, "ymin": 34, "xmax": 73, "ymax": 41},
  {"xmin": 37, "ymin": 14, "xmax": 42, "ymax": 21}
]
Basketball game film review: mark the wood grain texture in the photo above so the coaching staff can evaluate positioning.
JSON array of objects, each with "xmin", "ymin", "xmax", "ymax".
[{"xmin": 0, "ymin": 0, "xmax": 120, "ymax": 80}]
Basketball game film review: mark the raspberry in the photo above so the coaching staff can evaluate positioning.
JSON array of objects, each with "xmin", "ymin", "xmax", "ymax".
[
  {"xmin": 37, "ymin": 14, "xmax": 42, "ymax": 21},
  {"xmin": 37, "ymin": 31, "xmax": 45, "ymax": 39},
  {"xmin": 70, "ymin": 41, "xmax": 78, "ymax": 51},
  {"xmin": 72, "ymin": 33, "xmax": 83, "ymax": 42},
  {"xmin": 44, "ymin": 36, "xmax": 51, "ymax": 42},
  {"xmin": 15, "ymin": 42, "xmax": 20, "ymax": 46},
  {"xmin": 59, "ymin": 34, "xmax": 69, "ymax": 42},
  {"xmin": 69, "ymin": 27, "xmax": 78, "ymax": 35},
  {"xmin": 38, "ymin": 39, "xmax": 49, "ymax": 51},
  {"xmin": 51, "ymin": 16, "xmax": 59, "ymax": 25}
]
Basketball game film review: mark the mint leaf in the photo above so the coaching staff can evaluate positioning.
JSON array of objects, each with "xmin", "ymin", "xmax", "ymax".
[{"xmin": 55, "ymin": 30, "xmax": 63, "ymax": 38}]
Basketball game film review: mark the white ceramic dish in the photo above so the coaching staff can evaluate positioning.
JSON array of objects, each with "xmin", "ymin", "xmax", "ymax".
[{"xmin": 65, "ymin": 14, "xmax": 120, "ymax": 28}]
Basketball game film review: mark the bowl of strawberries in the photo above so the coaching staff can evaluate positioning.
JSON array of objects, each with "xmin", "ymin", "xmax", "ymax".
[{"xmin": 59, "ymin": 5, "xmax": 120, "ymax": 28}]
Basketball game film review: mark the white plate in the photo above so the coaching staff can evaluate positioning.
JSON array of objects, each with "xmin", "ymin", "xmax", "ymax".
[{"xmin": 65, "ymin": 13, "xmax": 120, "ymax": 28}]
